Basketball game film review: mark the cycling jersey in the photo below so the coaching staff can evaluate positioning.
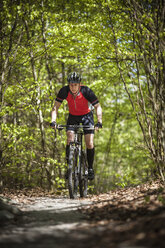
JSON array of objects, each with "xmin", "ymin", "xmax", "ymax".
[{"xmin": 56, "ymin": 85, "xmax": 99, "ymax": 116}]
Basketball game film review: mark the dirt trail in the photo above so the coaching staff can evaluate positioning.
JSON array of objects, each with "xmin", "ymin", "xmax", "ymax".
[
  {"xmin": 0, "ymin": 196, "xmax": 93, "ymax": 248},
  {"xmin": 1, "ymin": 181, "xmax": 165, "ymax": 248}
]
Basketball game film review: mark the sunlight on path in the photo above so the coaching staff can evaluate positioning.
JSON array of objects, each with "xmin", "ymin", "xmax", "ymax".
[
  {"xmin": 20, "ymin": 197, "xmax": 91, "ymax": 212},
  {"xmin": 0, "ymin": 197, "xmax": 93, "ymax": 248}
]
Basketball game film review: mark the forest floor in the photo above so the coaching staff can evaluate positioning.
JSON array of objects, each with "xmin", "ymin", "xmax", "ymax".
[{"xmin": 0, "ymin": 180, "xmax": 165, "ymax": 248}]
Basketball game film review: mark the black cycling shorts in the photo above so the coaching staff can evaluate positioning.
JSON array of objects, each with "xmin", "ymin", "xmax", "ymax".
[{"xmin": 66, "ymin": 111, "xmax": 94, "ymax": 134}]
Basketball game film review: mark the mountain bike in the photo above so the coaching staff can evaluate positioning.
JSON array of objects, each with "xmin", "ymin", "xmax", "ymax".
[{"xmin": 57, "ymin": 124, "xmax": 94, "ymax": 199}]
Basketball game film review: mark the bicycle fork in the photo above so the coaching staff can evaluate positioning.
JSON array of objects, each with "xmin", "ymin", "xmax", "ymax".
[
  {"xmin": 68, "ymin": 142, "xmax": 74, "ymax": 169},
  {"xmin": 68, "ymin": 142, "xmax": 79, "ymax": 176}
]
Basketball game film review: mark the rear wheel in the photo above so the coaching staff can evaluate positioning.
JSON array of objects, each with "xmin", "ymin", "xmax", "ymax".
[
  {"xmin": 68, "ymin": 145, "xmax": 79, "ymax": 199},
  {"xmin": 79, "ymin": 151, "xmax": 88, "ymax": 198}
]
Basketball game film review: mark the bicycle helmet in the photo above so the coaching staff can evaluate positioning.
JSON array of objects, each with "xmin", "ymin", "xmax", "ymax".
[{"xmin": 67, "ymin": 72, "xmax": 81, "ymax": 84}]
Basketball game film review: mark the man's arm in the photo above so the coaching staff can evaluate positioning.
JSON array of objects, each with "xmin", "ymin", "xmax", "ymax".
[
  {"xmin": 94, "ymin": 103, "xmax": 102, "ymax": 124},
  {"xmin": 51, "ymin": 101, "xmax": 62, "ymax": 123}
]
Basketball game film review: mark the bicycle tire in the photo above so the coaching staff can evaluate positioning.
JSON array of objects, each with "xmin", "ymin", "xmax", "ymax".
[
  {"xmin": 79, "ymin": 151, "xmax": 88, "ymax": 198},
  {"xmin": 68, "ymin": 145, "xmax": 79, "ymax": 199}
]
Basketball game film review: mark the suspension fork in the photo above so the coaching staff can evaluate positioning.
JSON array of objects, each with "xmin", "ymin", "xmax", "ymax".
[
  {"xmin": 78, "ymin": 133, "xmax": 83, "ymax": 173},
  {"xmin": 68, "ymin": 142, "xmax": 74, "ymax": 169}
]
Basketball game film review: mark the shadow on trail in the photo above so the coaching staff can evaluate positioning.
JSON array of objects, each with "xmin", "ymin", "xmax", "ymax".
[
  {"xmin": 21, "ymin": 208, "xmax": 85, "ymax": 226},
  {"xmin": 0, "ymin": 198, "xmax": 94, "ymax": 248},
  {"xmin": 0, "ymin": 210, "xmax": 86, "ymax": 248},
  {"xmin": 1, "ymin": 193, "xmax": 165, "ymax": 248}
]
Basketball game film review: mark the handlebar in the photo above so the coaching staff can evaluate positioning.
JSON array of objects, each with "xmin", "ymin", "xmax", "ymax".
[{"xmin": 56, "ymin": 124, "xmax": 95, "ymax": 131}]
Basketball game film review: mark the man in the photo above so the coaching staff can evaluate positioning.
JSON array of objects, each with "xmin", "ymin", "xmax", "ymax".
[{"xmin": 50, "ymin": 72, "xmax": 102, "ymax": 180}]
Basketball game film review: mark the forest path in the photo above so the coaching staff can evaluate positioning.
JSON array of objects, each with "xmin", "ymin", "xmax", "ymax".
[
  {"xmin": 1, "ymin": 180, "xmax": 165, "ymax": 248},
  {"xmin": 0, "ymin": 196, "xmax": 94, "ymax": 248}
]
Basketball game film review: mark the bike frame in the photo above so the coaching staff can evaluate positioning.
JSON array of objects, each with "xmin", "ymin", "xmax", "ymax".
[
  {"xmin": 57, "ymin": 124, "xmax": 94, "ymax": 198},
  {"xmin": 69, "ymin": 126, "xmax": 83, "ymax": 172}
]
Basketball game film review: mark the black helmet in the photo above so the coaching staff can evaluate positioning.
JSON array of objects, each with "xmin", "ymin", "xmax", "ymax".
[{"xmin": 67, "ymin": 72, "xmax": 81, "ymax": 84}]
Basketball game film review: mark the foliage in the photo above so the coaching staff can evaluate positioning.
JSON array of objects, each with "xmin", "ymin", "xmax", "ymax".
[{"xmin": 0, "ymin": 0, "xmax": 164, "ymax": 193}]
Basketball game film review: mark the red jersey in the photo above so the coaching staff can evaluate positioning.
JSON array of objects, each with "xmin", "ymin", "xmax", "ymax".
[{"xmin": 56, "ymin": 85, "xmax": 99, "ymax": 116}]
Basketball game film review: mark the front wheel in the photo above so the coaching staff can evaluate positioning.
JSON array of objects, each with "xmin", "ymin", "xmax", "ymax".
[
  {"xmin": 79, "ymin": 151, "xmax": 88, "ymax": 198},
  {"xmin": 68, "ymin": 145, "xmax": 79, "ymax": 199}
]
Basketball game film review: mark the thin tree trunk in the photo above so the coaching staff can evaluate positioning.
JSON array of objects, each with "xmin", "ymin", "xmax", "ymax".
[{"xmin": 24, "ymin": 18, "xmax": 52, "ymax": 189}]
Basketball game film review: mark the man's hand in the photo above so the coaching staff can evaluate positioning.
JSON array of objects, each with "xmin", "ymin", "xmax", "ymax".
[
  {"xmin": 50, "ymin": 121, "xmax": 57, "ymax": 129},
  {"xmin": 95, "ymin": 122, "xmax": 102, "ymax": 131}
]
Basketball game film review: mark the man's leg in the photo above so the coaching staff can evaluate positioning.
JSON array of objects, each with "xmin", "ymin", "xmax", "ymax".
[
  {"xmin": 66, "ymin": 144, "xmax": 69, "ymax": 164},
  {"xmin": 85, "ymin": 134, "xmax": 95, "ymax": 180},
  {"xmin": 66, "ymin": 130, "xmax": 75, "ymax": 161}
]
